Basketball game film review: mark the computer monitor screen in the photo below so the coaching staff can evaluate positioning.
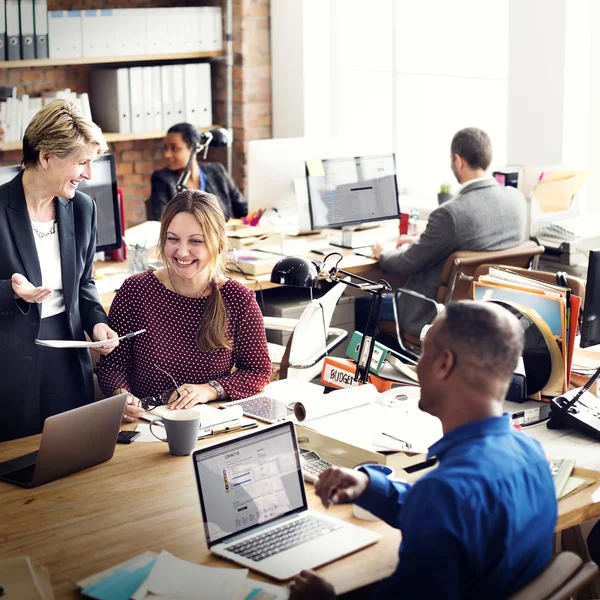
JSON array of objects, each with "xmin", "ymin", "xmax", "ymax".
[
  {"xmin": 79, "ymin": 154, "xmax": 121, "ymax": 253},
  {"xmin": 0, "ymin": 155, "xmax": 121, "ymax": 252},
  {"xmin": 581, "ymin": 249, "xmax": 600, "ymax": 348},
  {"xmin": 306, "ymin": 153, "xmax": 400, "ymax": 230}
]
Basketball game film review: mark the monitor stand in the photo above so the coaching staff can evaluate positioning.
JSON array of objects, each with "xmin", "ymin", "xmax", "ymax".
[{"xmin": 330, "ymin": 226, "xmax": 366, "ymax": 249}]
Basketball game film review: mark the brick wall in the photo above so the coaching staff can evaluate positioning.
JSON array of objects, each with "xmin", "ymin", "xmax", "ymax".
[{"xmin": 0, "ymin": 0, "xmax": 272, "ymax": 228}]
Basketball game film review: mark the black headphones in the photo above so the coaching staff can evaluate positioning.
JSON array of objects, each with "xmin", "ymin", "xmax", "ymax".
[{"xmin": 556, "ymin": 271, "xmax": 569, "ymax": 288}]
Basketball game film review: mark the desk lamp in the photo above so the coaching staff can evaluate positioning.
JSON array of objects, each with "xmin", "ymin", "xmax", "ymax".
[
  {"xmin": 176, "ymin": 127, "xmax": 232, "ymax": 193},
  {"xmin": 270, "ymin": 253, "xmax": 392, "ymax": 384}
]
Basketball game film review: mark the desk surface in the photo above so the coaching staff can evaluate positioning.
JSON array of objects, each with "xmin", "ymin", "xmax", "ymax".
[
  {"xmin": 2, "ymin": 421, "xmax": 600, "ymax": 599},
  {"xmin": 0, "ymin": 431, "xmax": 398, "ymax": 599}
]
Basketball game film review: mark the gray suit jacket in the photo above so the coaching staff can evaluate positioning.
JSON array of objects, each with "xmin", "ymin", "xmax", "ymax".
[{"xmin": 379, "ymin": 178, "xmax": 527, "ymax": 336}]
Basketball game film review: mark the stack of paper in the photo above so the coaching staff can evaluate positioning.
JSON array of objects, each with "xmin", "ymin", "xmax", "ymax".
[
  {"xmin": 0, "ymin": 556, "xmax": 55, "ymax": 600},
  {"xmin": 77, "ymin": 551, "xmax": 287, "ymax": 600}
]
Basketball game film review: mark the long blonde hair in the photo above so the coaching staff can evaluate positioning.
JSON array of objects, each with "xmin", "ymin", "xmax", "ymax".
[{"xmin": 159, "ymin": 190, "xmax": 231, "ymax": 351}]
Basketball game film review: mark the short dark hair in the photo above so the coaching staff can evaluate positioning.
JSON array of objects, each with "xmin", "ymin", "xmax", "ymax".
[
  {"xmin": 450, "ymin": 127, "xmax": 492, "ymax": 171},
  {"xmin": 438, "ymin": 301, "xmax": 523, "ymax": 382},
  {"xmin": 167, "ymin": 122, "xmax": 202, "ymax": 148}
]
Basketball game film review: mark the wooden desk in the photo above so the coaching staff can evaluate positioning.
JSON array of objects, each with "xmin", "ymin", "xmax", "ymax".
[
  {"xmin": 2, "ymin": 425, "xmax": 600, "ymax": 599},
  {"xmin": 0, "ymin": 432, "xmax": 398, "ymax": 600},
  {"xmin": 96, "ymin": 244, "xmax": 378, "ymax": 313}
]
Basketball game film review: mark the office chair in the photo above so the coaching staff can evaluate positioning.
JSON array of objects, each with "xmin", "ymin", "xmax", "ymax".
[
  {"xmin": 263, "ymin": 281, "xmax": 349, "ymax": 381},
  {"xmin": 388, "ymin": 240, "xmax": 545, "ymax": 360},
  {"xmin": 506, "ymin": 551, "xmax": 599, "ymax": 600}
]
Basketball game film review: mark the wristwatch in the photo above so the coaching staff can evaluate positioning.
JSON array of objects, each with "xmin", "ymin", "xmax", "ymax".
[{"xmin": 208, "ymin": 380, "xmax": 224, "ymax": 401}]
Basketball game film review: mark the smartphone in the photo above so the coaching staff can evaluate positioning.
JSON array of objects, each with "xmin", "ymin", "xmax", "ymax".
[{"xmin": 117, "ymin": 430, "xmax": 141, "ymax": 444}]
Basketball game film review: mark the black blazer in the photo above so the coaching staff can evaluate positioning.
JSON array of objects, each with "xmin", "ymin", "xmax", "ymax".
[
  {"xmin": 150, "ymin": 160, "xmax": 248, "ymax": 221},
  {"xmin": 0, "ymin": 171, "xmax": 109, "ymax": 441}
]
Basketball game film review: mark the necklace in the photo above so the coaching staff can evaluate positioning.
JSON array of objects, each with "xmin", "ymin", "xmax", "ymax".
[{"xmin": 31, "ymin": 203, "xmax": 57, "ymax": 239}]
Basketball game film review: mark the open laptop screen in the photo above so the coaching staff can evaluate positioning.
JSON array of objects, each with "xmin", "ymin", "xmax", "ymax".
[{"xmin": 193, "ymin": 422, "xmax": 307, "ymax": 545}]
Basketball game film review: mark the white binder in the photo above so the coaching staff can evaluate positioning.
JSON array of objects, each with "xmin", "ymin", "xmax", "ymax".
[
  {"xmin": 195, "ymin": 63, "xmax": 212, "ymax": 128},
  {"xmin": 81, "ymin": 10, "xmax": 99, "ymax": 58},
  {"xmin": 0, "ymin": 0, "xmax": 6, "ymax": 60},
  {"xmin": 33, "ymin": 0, "xmax": 47, "ymax": 58},
  {"xmin": 48, "ymin": 10, "xmax": 81, "ymax": 59},
  {"xmin": 129, "ymin": 67, "xmax": 144, "ymax": 132},
  {"xmin": 19, "ymin": 0, "xmax": 35, "ymax": 59},
  {"xmin": 141, "ymin": 66, "xmax": 153, "ymax": 131},
  {"xmin": 171, "ymin": 64, "xmax": 185, "ymax": 126},
  {"xmin": 6, "ymin": 0, "xmax": 20, "ymax": 60},
  {"xmin": 160, "ymin": 65, "xmax": 174, "ymax": 130},
  {"xmin": 113, "ymin": 8, "xmax": 145, "ymax": 56},
  {"xmin": 210, "ymin": 6, "xmax": 223, "ymax": 51},
  {"xmin": 146, "ymin": 8, "xmax": 170, "ymax": 55},
  {"xmin": 150, "ymin": 66, "xmax": 162, "ymax": 131},
  {"xmin": 89, "ymin": 68, "xmax": 131, "ymax": 133}
]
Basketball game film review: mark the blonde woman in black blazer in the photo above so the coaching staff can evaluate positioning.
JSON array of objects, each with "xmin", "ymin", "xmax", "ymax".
[{"xmin": 0, "ymin": 99, "xmax": 119, "ymax": 442}]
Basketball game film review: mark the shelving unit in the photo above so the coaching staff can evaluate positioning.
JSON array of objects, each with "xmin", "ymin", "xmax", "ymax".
[
  {"xmin": 1, "ymin": 125, "xmax": 220, "ymax": 152},
  {"xmin": 0, "ymin": 51, "xmax": 224, "ymax": 70}
]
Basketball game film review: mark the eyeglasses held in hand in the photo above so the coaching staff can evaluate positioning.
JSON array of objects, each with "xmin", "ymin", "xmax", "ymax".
[{"xmin": 139, "ymin": 365, "xmax": 180, "ymax": 411}]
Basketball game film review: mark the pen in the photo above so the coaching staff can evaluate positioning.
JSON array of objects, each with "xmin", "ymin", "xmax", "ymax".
[
  {"xmin": 123, "ymin": 329, "xmax": 146, "ymax": 340},
  {"xmin": 198, "ymin": 422, "xmax": 258, "ymax": 438}
]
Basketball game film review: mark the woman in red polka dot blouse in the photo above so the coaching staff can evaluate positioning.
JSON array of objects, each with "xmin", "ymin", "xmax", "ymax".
[{"xmin": 96, "ymin": 190, "xmax": 271, "ymax": 422}]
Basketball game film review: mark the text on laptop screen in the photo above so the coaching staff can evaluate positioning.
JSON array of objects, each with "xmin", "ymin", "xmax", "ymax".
[
  {"xmin": 194, "ymin": 426, "xmax": 305, "ymax": 543},
  {"xmin": 306, "ymin": 153, "xmax": 400, "ymax": 230}
]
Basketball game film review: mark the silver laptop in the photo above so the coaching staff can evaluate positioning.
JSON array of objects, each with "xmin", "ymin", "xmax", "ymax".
[
  {"xmin": 0, "ymin": 393, "xmax": 127, "ymax": 488},
  {"xmin": 192, "ymin": 421, "xmax": 380, "ymax": 581}
]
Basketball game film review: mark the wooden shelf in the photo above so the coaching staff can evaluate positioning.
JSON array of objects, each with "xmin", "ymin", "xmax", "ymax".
[
  {"xmin": 0, "ymin": 50, "xmax": 223, "ymax": 69},
  {"xmin": 0, "ymin": 126, "xmax": 220, "ymax": 152}
]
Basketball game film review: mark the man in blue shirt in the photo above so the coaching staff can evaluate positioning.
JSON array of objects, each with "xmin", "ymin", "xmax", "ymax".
[{"xmin": 290, "ymin": 301, "xmax": 557, "ymax": 600}]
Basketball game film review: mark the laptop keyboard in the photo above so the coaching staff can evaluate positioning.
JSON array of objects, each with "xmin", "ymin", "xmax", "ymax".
[
  {"xmin": 0, "ymin": 450, "xmax": 38, "ymax": 477},
  {"xmin": 226, "ymin": 515, "xmax": 343, "ymax": 562},
  {"xmin": 5, "ymin": 463, "xmax": 36, "ymax": 483}
]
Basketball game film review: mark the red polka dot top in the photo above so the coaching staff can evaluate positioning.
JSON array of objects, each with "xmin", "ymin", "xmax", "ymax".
[{"xmin": 96, "ymin": 271, "xmax": 271, "ymax": 401}]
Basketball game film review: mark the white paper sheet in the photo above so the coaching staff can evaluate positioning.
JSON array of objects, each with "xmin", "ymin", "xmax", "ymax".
[
  {"xmin": 35, "ymin": 329, "xmax": 146, "ymax": 348},
  {"xmin": 141, "ymin": 404, "xmax": 244, "ymax": 429},
  {"xmin": 132, "ymin": 550, "xmax": 248, "ymax": 600}
]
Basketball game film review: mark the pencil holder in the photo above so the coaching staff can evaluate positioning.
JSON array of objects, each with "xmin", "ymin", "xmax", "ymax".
[{"xmin": 127, "ymin": 244, "xmax": 149, "ymax": 273}]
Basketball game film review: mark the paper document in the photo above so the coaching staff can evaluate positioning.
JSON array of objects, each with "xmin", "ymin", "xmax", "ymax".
[
  {"xmin": 35, "ymin": 329, "xmax": 146, "ymax": 348},
  {"xmin": 142, "ymin": 404, "xmax": 244, "ymax": 429}
]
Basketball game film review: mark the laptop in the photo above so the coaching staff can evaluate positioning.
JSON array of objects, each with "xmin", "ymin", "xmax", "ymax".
[
  {"xmin": 192, "ymin": 421, "xmax": 380, "ymax": 581},
  {"xmin": 0, "ymin": 393, "xmax": 127, "ymax": 488}
]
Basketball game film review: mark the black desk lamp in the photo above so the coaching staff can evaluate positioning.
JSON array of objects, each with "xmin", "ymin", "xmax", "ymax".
[
  {"xmin": 270, "ymin": 252, "xmax": 392, "ymax": 384},
  {"xmin": 176, "ymin": 127, "xmax": 232, "ymax": 193}
]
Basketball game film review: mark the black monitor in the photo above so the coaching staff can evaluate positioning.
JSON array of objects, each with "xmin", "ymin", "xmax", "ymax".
[
  {"xmin": 581, "ymin": 249, "xmax": 600, "ymax": 348},
  {"xmin": 305, "ymin": 153, "xmax": 400, "ymax": 248},
  {"xmin": 79, "ymin": 154, "xmax": 121, "ymax": 253},
  {"xmin": 0, "ymin": 155, "xmax": 121, "ymax": 253}
]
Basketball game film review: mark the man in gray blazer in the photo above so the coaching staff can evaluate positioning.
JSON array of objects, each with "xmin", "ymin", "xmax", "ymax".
[{"xmin": 370, "ymin": 127, "xmax": 527, "ymax": 338}]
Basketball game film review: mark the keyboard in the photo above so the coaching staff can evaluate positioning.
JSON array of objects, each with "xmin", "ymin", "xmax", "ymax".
[{"xmin": 225, "ymin": 515, "xmax": 343, "ymax": 562}]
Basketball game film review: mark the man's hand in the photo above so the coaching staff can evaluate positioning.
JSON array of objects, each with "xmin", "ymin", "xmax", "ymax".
[
  {"xmin": 92, "ymin": 323, "xmax": 119, "ymax": 355},
  {"xmin": 396, "ymin": 234, "xmax": 418, "ymax": 248},
  {"xmin": 371, "ymin": 243, "xmax": 384, "ymax": 260},
  {"xmin": 289, "ymin": 570, "xmax": 335, "ymax": 600},
  {"xmin": 12, "ymin": 273, "xmax": 52, "ymax": 304},
  {"xmin": 315, "ymin": 466, "xmax": 369, "ymax": 507}
]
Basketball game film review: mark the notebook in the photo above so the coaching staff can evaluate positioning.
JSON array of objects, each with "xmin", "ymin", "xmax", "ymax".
[
  {"xmin": 192, "ymin": 421, "xmax": 380, "ymax": 580},
  {"xmin": 0, "ymin": 394, "xmax": 127, "ymax": 488}
]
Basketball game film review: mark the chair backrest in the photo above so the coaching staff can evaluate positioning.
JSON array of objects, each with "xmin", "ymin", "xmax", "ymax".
[
  {"xmin": 437, "ymin": 240, "xmax": 545, "ymax": 304},
  {"xmin": 506, "ymin": 551, "xmax": 599, "ymax": 600},
  {"xmin": 286, "ymin": 281, "xmax": 348, "ymax": 379}
]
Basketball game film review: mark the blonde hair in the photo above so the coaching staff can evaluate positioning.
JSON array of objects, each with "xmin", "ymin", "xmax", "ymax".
[
  {"xmin": 22, "ymin": 99, "xmax": 108, "ymax": 168},
  {"xmin": 159, "ymin": 190, "xmax": 231, "ymax": 351}
]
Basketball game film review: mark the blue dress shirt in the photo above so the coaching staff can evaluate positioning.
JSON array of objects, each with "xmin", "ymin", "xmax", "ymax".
[{"xmin": 356, "ymin": 415, "xmax": 557, "ymax": 600}]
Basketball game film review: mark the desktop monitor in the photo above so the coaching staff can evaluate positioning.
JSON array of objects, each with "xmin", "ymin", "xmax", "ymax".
[
  {"xmin": 306, "ymin": 153, "xmax": 400, "ymax": 248},
  {"xmin": 581, "ymin": 249, "xmax": 600, "ymax": 348},
  {"xmin": 0, "ymin": 155, "xmax": 121, "ymax": 252}
]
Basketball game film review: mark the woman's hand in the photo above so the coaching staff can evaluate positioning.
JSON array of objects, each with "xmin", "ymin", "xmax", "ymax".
[
  {"xmin": 92, "ymin": 323, "xmax": 120, "ymax": 355},
  {"xmin": 168, "ymin": 384, "xmax": 216, "ymax": 409},
  {"xmin": 12, "ymin": 273, "xmax": 52, "ymax": 303},
  {"xmin": 114, "ymin": 388, "xmax": 145, "ymax": 422}
]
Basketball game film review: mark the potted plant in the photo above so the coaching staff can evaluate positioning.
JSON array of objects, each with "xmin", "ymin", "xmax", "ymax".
[{"xmin": 437, "ymin": 183, "xmax": 453, "ymax": 205}]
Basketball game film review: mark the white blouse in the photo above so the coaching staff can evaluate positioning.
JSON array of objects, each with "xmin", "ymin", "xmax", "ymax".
[{"xmin": 31, "ymin": 220, "xmax": 65, "ymax": 319}]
